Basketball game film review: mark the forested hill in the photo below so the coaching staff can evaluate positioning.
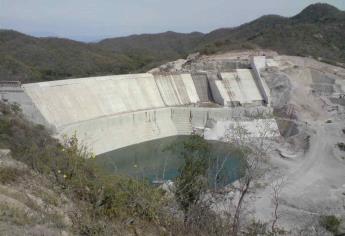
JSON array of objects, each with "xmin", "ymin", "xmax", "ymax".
[
  {"xmin": 1, "ymin": 3, "xmax": 344, "ymax": 83},
  {"xmin": 199, "ymin": 3, "xmax": 345, "ymax": 63}
]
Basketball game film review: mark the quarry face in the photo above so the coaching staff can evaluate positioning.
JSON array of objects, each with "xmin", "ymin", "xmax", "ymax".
[{"xmin": 1, "ymin": 51, "xmax": 345, "ymax": 230}]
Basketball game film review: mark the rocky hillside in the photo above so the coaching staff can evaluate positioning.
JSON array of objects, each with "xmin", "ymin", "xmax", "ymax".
[{"xmin": 0, "ymin": 3, "xmax": 344, "ymax": 83}]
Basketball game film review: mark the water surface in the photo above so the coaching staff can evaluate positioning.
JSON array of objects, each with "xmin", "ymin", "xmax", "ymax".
[{"xmin": 96, "ymin": 136, "xmax": 242, "ymax": 187}]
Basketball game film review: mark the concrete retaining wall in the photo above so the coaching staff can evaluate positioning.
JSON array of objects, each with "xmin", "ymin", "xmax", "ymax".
[
  {"xmin": 208, "ymin": 69, "xmax": 264, "ymax": 107},
  {"xmin": 0, "ymin": 85, "xmax": 50, "ymax": 128}
]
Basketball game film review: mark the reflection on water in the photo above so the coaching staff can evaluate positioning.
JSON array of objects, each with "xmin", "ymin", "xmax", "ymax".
[{"xmin": 96, "ymin": 136, "xmax": 242, "ymax": 186}]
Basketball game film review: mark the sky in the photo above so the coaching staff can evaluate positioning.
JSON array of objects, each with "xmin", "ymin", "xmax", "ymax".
[{"xmin": 1, "ymin": 0, "xmax": 345, "ymax": 42}]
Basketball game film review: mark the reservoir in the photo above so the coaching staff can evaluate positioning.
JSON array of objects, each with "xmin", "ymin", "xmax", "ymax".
[{"xmin": 96, "ymin": 136, "xmax": 243, "ymax": 188}]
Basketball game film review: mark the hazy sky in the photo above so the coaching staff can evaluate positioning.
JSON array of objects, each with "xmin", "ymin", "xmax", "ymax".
[{"xmin": 1, "ymin": 0, "xmax": 344, "ymax": 42}]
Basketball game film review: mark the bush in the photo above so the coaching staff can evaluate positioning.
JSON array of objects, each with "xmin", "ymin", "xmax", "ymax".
[
  {"xmin": 97, "ymin": 176, "xmax": 164, "ymax": 221},
  {"xmin": 337, "ymin": 142, "xmax": 345, "ymax": 152},
  {"xmin": 319, "ymin": 215, "xmax": 342, "ymax": 235}
]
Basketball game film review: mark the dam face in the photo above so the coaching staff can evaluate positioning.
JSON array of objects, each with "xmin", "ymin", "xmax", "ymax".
[{"xmin": 2, "ymin": 56, "xmax": 274, "ymax": 155}]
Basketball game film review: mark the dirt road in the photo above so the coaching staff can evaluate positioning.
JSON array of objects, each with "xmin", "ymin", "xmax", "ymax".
[{"xmin": 254, "ymin": 121, "xmax": 345, "ymax": 229}]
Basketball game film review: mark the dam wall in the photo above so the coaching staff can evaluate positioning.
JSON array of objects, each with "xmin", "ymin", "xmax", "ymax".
[
  {"xmin": 1, "ymin": 56, "xmax": 275, "ymax": 155},
  {"xmin": 153, "ymin": 73, "xmax": 200, "ymax": 106},
  {"xmin": 21, "ymin": 68, "xmax": 268, "ymax": 131},
  {"xmin": 58, "ymin": 106, "xmax": 272, "ymax": 155},
  {"xmin": 23, "ymin": 73, "xmax": 166, "ymax": 128}
]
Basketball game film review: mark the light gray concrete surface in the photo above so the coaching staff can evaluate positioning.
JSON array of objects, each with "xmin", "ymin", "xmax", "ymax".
[
  {"xmin": 23, "ymin": 73, "xmax": 166, "ymax": 128},
  {"xmin": 251, "ymin": 56, "xmax": 271, "ymax": 106},
  {"xmin": 57, "ymin": 106, "xmax": 272, "ymax": 155},
  {"xmin": 206, "ymin": 68, "xmax": 266, "ymax": 107},
  {"xmin": 0, "ymin": 84, "xmax": 51, "ymax": 128}
]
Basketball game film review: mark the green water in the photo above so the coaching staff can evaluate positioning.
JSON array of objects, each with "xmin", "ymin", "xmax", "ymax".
[{"xmin": 96, "ymin": 136, "xmax": 242, "ymax": 186}]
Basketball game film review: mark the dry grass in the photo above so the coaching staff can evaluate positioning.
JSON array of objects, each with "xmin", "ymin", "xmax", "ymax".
[
  {"xmin": 0, "ymin": 166, "xmax": 28, "ymax": 184},
  {"xmin": 0, "ymin": 202, "xmax": 37, "ymax": 226}
]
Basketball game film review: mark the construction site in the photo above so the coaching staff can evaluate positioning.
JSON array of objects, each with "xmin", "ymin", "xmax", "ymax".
[{"xmin": 1, "ymin": 51, "xmax": 345, "ymax": 231}]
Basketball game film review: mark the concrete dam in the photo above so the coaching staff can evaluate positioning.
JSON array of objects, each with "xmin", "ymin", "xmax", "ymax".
[{"xmin": 1, "ymin": 56, "xmax": 275, "ymax": 155}]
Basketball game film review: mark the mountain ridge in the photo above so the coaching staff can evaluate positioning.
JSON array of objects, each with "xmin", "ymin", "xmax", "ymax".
[
  {"xmin": 1, "ymin": 3, "xmax": 344, "ymax": 82},
  {"xmin": 292, "ymin": 3, "xmax": 345, "ymax": 22}
]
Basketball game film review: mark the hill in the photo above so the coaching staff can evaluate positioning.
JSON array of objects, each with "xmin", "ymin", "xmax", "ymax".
[
  {"xmin": 98, "ymin": 31, "xmax": 204, "ymax": 70},
  {"xmin": 198, "ymin": 3, "xmax": 345, "ymax": 65},
  {"xmin": 0, "ymin": 30, "xmax": 137, "ymax": 82},
  {"xmin": 0, "ymin": 3, "xmax": 344, "ymax": 83}
]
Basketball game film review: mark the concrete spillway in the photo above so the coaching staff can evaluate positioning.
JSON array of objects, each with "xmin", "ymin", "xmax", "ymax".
[
  {"xmin": 3, "ymin": 56, "xmax": 274, "ymax": 155},
  {"xmin": 191, "ymin": 73, "xmax": 213, "ymax": 102}
]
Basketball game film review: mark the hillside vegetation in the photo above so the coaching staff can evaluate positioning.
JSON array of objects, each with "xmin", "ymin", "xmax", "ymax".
[
  {"xmin": 0, "ymin": 103, "xmax": 271, "ymax": 235},
  {"xmin": 0, "ymin": 3, "xmax": 344, "ymax": 83},
  {"xmin": 199, "ymin": 3, "xmax": 345, "ymax": 64},
  {"xmin": 0, "ymin": 102, "xmax": 167, "ymax": 235}
]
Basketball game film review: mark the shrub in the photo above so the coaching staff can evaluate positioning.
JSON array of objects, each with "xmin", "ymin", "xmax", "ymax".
[
  {"xmin": 10, "ymin": 102, "xmax": 22, "ymax": 114},
  {"xmin": 337, "ymin": 142, "xmax": 345, "ymax": 152},
  {"xmin": 319, "ymin": 215, "xmax": 342, "ymax": 235},
  {"xmin": 174, "ymin": 135, "xmax": 210, "ymax": 214},
  {"xmin": 97, "ymin": 176, "xmax": 164, "ymax": 221}
]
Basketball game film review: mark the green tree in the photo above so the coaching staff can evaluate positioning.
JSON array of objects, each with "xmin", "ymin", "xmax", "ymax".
[{"xmin": 174, "ymin": 135, "xmax": 210, "ymax": 216}]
